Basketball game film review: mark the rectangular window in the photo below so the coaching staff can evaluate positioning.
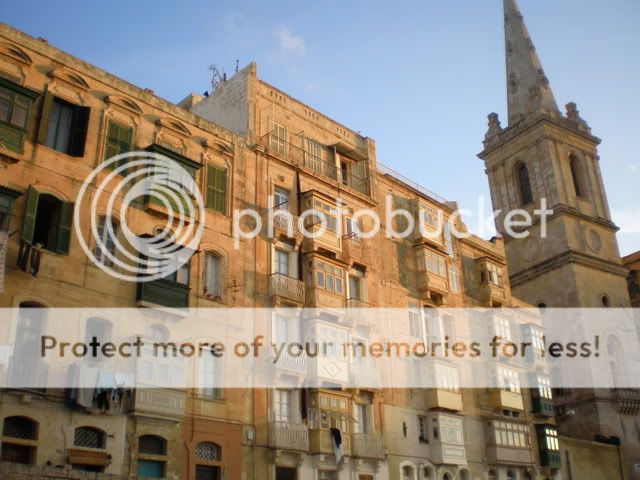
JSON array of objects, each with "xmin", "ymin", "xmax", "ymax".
[
  {"xmin": 345, "ymin": 217, "xmax": 361, "ymax": 241},
  {"xmin": 0, "ymin": 83, "xmax": 33, "ymax": 130},
  {"xmin": 425, "ymin": 250, "xmax": 447, "ymax": 276},
  {"xmin": 271, "ymin": 122, "xmax": 287, "ymax": 154},
  {"xmin": 274, "ymin": 188, "xmax": 289, "ymax": 211},
  {"xmin": 435, "ymin": 363, "xmax": 460, "ymax": 392},
  {"xmin": 274, "ymin": 389, "xmax": 291, "ymax": 422},
  {"xmin": 304, "ymin": 137, "xmax": 323, "ymax": 172},
  {"xmin": 348, "ymin": 269, "xmax": 364, "ymax": 300},
  {"xmin": 314, "ymin": 260, "xmax": 344, "ymax": 295},
  {"xmin": 544, "ymin": 427, "xmax": 559, "ymax": 451},
  {"xmin": 537, "ymin": 375, "xmax": 552, "ymax": 400},
  {"xmin": 275, "ymin": 249, "xmax": 289, "ymax": 276},
  {"xmin": 448, "ymin": 265, "xmax": 460, "ymax": 292},
  {"xmin": 418, "ymin": 415, "xmax": 427, "ymax": 441},
  {"xmin": 104, "ymin": 120, "xmax": 132, "ymax": 162},
  {"xmin": 496, "ymin": 367, "xmax": 521, "ymax": 393},
  {"xmin": 408, "ymin": 301, "xmax": 422, "ymax": 339},
  {"xmin": 43, "ymin": 96, "xmax": 90, "ymax": 157},
  {"xmin": 493, "ymin": 316, "xmax": 512, "ymax": 342},
  {"xmin": 312, "ymin": 199, "xmax": 338, "ymax": 231},
  {"xmin": 198, "ymin": 352, "xmax": 222, "ymax": 400},
  {"xmin": 93, "ymin": 216, "xmax": 118, "ymax": 267},
  {"xmin": 486, "ymin": 263, "xmax": 502, "ymax": 286},
  {"xmin": 274, "ymin": 314, "xmax": 299, "ymax": 344},
  {"xmin": 494, "ymin": 421, "xmax": 529, "ymax": 448},
  {"xmin": 21, "ymin": 186, "xmax": 73, "ymax": 254},
  {"xmin": 204, "ymin": 253, "xmax": 221, "ymax": 297},
  {"xmin": 206, "ymin": 164, "xmax": 227, "ymax": 214},
  {"xmin": 353, "ymin": 403, "xmax": 368, "ymax": 434}
]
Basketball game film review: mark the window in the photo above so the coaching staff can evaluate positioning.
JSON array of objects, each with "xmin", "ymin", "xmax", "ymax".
[
  {"xmin": 274, "ymin": 188, "xmax": 289, "ymax": 211},
  {"xmin": 340, "ymin": 161, "xmax": 349, "ymax": 186},
  {"xmin": 317, "ymin": 326, "xmax": 347, "ymax": 360},
  {"xmin": 516, "ymin": 162, "xmax": 533, "ymax": 205},
  {"xmin": 0, "ymin": 80, "xmax": 33, "ymax": 130},
  {"xmin": 304, "ymin": 137, "xmax": 323, "ymax": 171},
  {"xmin": 417, "ymin": 415, "xmax": 427, "ymax": 441},
  {"xmin": 74, "ymin": 427, "xmax": 105, "ymax": 449},
  {"xmin": 434, "ymin": 364, "xmax": 460, "ymax": 392},
  {"xmin": 424, "ymin": 250, "xmax": 446, "ymax": 276},
  {"xmin": 195, "ymin": 442, "xmax": 220, "ymax": 462},
  {"xmin": 275, "ymin": 249, "xmax": 290, "ymax": 276},
  {"xmin": 348, "ymin": 267, "xmax": 365, "ymax": 301},
  {"xmin": 442, "ymin": 314, "xmax": 456, "ymax": 343},
  {"xmin": 402, "ymin": 465, "xmax": 414, "ymax": 480},
  {"xmin": 318, "ymin": 471, "xmax": 337, "ymax": 480},
  {"xmin": 1, "ymin": 416, "xmax": 37, "ymax": 465},
  {"xmin": 408, "ymin": 301, "xmax": 422, "ymax": 339},
  {"xmin": 448, "ymin": 265, "xmax": 460, "ymax": 292},
  {"xmin": 204, "ymin": 252, "xmax": 222, "ymax": 298},
  {"xmin": 164, "ymin": 258, "xmax": 190, "ymax": 286},
  {"xmin": 274, "ymin": 389, "xmax": 291, "ymax": 422},
  {"xmin": 569, "ymin": 155, "xmax": 585, "ymax": 198},
  {"xmin": 199, "ymin": 351, "xmax": 223, "ymax": 400},
  {"xmin": 492, "ymin": 315, "xmax": 512, "ymax": 342},
  {"xmin": 345, "ymin": 217, "xmax": 361, "ymax": 241},
  {"xmin": 353, "ymin": 403, "xmax": 369, "ymax": 434},
  {"xmin": 138, "ymin": 435, "xmax": 166, "ymax": 455},
  {"xmin": 496, "ymin": 367, "xmax": 521, "ymax": 393},
  {"xmin": 314, "ymin": 260, "xmax": 344, "ymax": 295},
  {"xmin": 206, "ymin": 164, "xmax": 227, "ymax": 214},
  {"xmin": 541, "ymin": 426, "xmax": 559, "ymax": 451},
  {"xmin": 536, "ymin": 375, "xmax": 552, "ymax": 400},
  {"xmin": 492, "ymin": 421, "xmax": 529, "ymax": 448},
  {"xmin": 93, "ymin": 216, "xmax": 118, "ymax": 267},
  {"xmin": 271, "ymin": 122, "xmax": 287, "ymax": 154},
  {"xmin": 21, "ymin": 186, "xmax": 73, "ymax": 254},
  {"xmin": 104, "ymin": 120, "xmax": 132, "ymax": 163},
  {"xmin": 42, "ymin": 94, "xmax": 90, "ymax": 157},
  {"xmin": 273, "ymin": 314, "xmax": 299, "ymax": 345},
  {"xmin": 485, "ymin": 263, "xmax": 502, "ymax": 286},
  {"xmin": 311, "ymin": 199, "xmax": 338, "ymax": 231}
]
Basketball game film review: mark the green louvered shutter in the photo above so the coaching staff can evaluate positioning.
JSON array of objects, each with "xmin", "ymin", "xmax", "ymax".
[
  {"xmin": 104, "ymin": 121, "xmax": 133, "ymax": 165},
  {"xmin": 55, "ymin": 201, "xmax": 74, "ymax": 254},
  {"xmin": 21, "ymin": 185, "xmax": 39, "ymax": 243},
  {"xmin": 36, "ymin": 91, "xmax": 53, "ymax": 145},
  {"xmin": 206, "ymin": 165, "xmax": 227, "ymax": 214}
]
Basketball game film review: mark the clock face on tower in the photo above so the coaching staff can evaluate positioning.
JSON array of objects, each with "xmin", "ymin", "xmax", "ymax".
[
  {"xmin": 523, "ymin": 236, "xmax": 542, "ymax": 263},
  {"xmin": 586, "ymin": 228, "xmax": 603, "ymax": 253}
]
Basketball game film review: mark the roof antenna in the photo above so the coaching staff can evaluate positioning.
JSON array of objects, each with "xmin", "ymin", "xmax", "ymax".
[
  {"xmin": 235, "ymin": 60, "xmax": 239, "ymax": 73},
  {"xmin": 209, "ymin": 65, "xmax": 225, "ymax": 92}
]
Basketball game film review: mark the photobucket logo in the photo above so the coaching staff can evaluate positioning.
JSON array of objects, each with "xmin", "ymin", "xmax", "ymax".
[
  {"xmin": 233, "ymin": 195, "xmax": 553, "ymax": 248},
  {"xmin": 74, "ymin": 152, "xmax": 205, "ymax": 282}
]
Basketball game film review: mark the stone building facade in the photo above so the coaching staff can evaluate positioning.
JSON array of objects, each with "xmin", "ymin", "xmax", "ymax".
[
  {"xmin": 0, "ymin": 0, "xmax": 633, "ymax": 479},
  {"xmin": 624, "ymin": 252, "xmax": 640, "ymax": 308}
]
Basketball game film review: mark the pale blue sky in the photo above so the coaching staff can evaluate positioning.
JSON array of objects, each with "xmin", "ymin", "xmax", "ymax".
[{"xmin": 3, "ymin": 0, "xmax": 639, "ymax": 254}]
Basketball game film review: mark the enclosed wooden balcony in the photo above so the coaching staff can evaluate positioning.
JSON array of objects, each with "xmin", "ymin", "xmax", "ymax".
[
  {"xmin": 426, "ymin": 389, "xmax": 463, "ymax": 412},
  {"xmin": 131, "ymin": 388, "xmax": 185, "ymax": 420},
  {"xmin": 270, "ymin": 273, "xmax": 305, "ymax": 304},
  {"xmin": 305, "ymin": 288, "xmax": 345, "ymax": 309},
  {"xmin": 309, "ymin": 429, "xmax": 351, "ymax": 456},
  {"xmin": 351, "ymin": 433, "xmax": 385, "ymax": 460},
  {"xmin": 268, "ymin": 422, "xmax": 309, "ymax": 452},
  {"xmin": 488, "ymin": 389, "xmax": 524, "ymax": 411},
  {"xmin": 136, "ymin": 278, "xmax": 189, "ymax": 309},
  {"xmin": 485, "ymin": 445, "xmax": 533, "ymax": 466}
]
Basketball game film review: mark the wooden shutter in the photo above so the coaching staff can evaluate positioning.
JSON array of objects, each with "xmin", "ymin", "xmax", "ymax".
[
  {"xmin": 104, "ymin": 121, "xmax": 120, "ymax": 161},
  {"xmin": 21, "ymin": 185, "xmax": 39, "ymax": 243},
  {"xmin": 55, "ymin": 201, "xmax": 74, "ymax": 254},
  {"xmin": 70, "ymin": 106, "xmax": 90, "ymax": 157},
  {"xmin": 36, "ymin": 91, "xmax": 53, "ymax": 144},
  {"xmin": 206, "ymin": 165, "xmax": 227, "ymax": 213}
]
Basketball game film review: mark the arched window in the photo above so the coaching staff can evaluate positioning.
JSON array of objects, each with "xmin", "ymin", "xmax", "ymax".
[
  {"xmin": 516, "ymin": 162, "xmax": 533, "ymax": 205},
  {"xmin": 402, "ymin": 465, "xmax": 415, "ymax": 480},
  {"xmin": 195, "ymin": 442, "xmax": 222, "ymax": 480},
  {"xmin": 569, "ymin": 155, "xmax": 585, "ymax": 198},
  {"xmin": 1, "ymin": 416, "xmax": 38, "ymax": 465},
  {"xmin": 422, "ymin": 466, "xmax": 434, "ymax": 480},
  {"xmin": 138, "ymin": 435, "xmax": 166, "ymax": 455},
  {"xmin": 488, "ymin": 470, "xmax": 497, "ymax": 480},
  {"xmin": 74, "ymin": 426, "xmax": 106, "ymax": 449},
  {"xmin": 137, "ymin": 435, "xmax": 167, "ymax": 479},
  {"xmin": 196, "ymin": 442, "xmax": 221, "ymax": 462},
  {"xmin": 507, "ymin": 470, "xmax": 517, "ymax": 480}
]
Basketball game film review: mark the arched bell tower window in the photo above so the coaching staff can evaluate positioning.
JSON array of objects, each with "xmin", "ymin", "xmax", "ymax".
[
  {"xmin": 569, "ymin": 154, "xmax": 586, "ymax": 198},
  {"xmin": 516, "ymin": 162, "xmax": 533, "ymax": 206}
]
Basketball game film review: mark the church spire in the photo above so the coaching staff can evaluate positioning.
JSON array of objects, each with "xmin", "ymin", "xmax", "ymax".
[{"xmin": 504, "ymin": 0, "xmax": 560, "ymax": 124}]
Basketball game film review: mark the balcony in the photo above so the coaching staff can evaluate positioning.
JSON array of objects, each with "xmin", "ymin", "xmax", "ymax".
[
  {"xmin": 7, "ymin": 357, "xmax": 47, "ymax": 394},
  {"xmin": 305, "ymin": 287, "xmax": 345, "ymax": 309},
  {"xmin": 136, "ymin": 278, "xmax": 189, "ymax": 309},
  {"xmin": 539, "ymin": 450, "xmax": 561, "ymax": 468},
  {"xmin": 269, "ymin": 422, "xmax": 309, "ymax": 452},
  {"xmin": 350, "ymin": 362, "xmax": 380, "ymax": 388},
  {"xmin": 426, "ymin": 389, "xmax": 463, "ymax": 412},
  {"xmin": 259, "ymin": 133, "xmax": 369, "ymax": 195},
  {"xmin": 271, "ymin": 211, "xmax": 303, "ymax": 239},
  {"xmin": 479, "ymin": 281, "xmax": 507, "ymax": 306},
  {"xmin": 131, "ymin": 388, "xmax": 185, "ymax": 419},
  {"xmin": 417, "ymin": 270, "xmax": 449, "ymax": 298},
  {"xmin": 427, "ymin": 413, "xmax": 467, "ymax": 465},
  {"xmin": 531, "ymin": 396, "xmax": 555, "ymax": 417},
  {"xmin": 485, "ymin": 445, "xmax": 533, "ymax": 466},
  {"xmin": 351, "ymin": 433, "xmax": 385, "ymax": 460},
  {"xmin": 274, "ymin": 349, "xmax": 308, "ymax": 375},
  {"xmin": 488, "ymin": 389, "xmax": 524, "ymax": 411},
  {"xmin": 270, "ymin": 273, "xmax": 305, "ymax": 304},
  {"xmin": 309, "ymin": 429, "xmax": 351, "ymax": 456},
  {"xmin": 616, "ymin": 388, "xmax": 640, "ymax": 415}
]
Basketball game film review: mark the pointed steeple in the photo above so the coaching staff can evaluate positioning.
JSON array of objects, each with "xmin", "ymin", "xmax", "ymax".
[{"xmin": 504, "ymin": 0, "xmax": 560, "ymax": 124}]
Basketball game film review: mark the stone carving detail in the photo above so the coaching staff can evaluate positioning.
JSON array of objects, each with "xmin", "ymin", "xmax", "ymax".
[
  {"xmin": 485, "ymin": 113, "xmax": 503, "ymax": 140},
  {"xmin": 565, "ymin": 102, "xmax": 591, "ymax": 133}
]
